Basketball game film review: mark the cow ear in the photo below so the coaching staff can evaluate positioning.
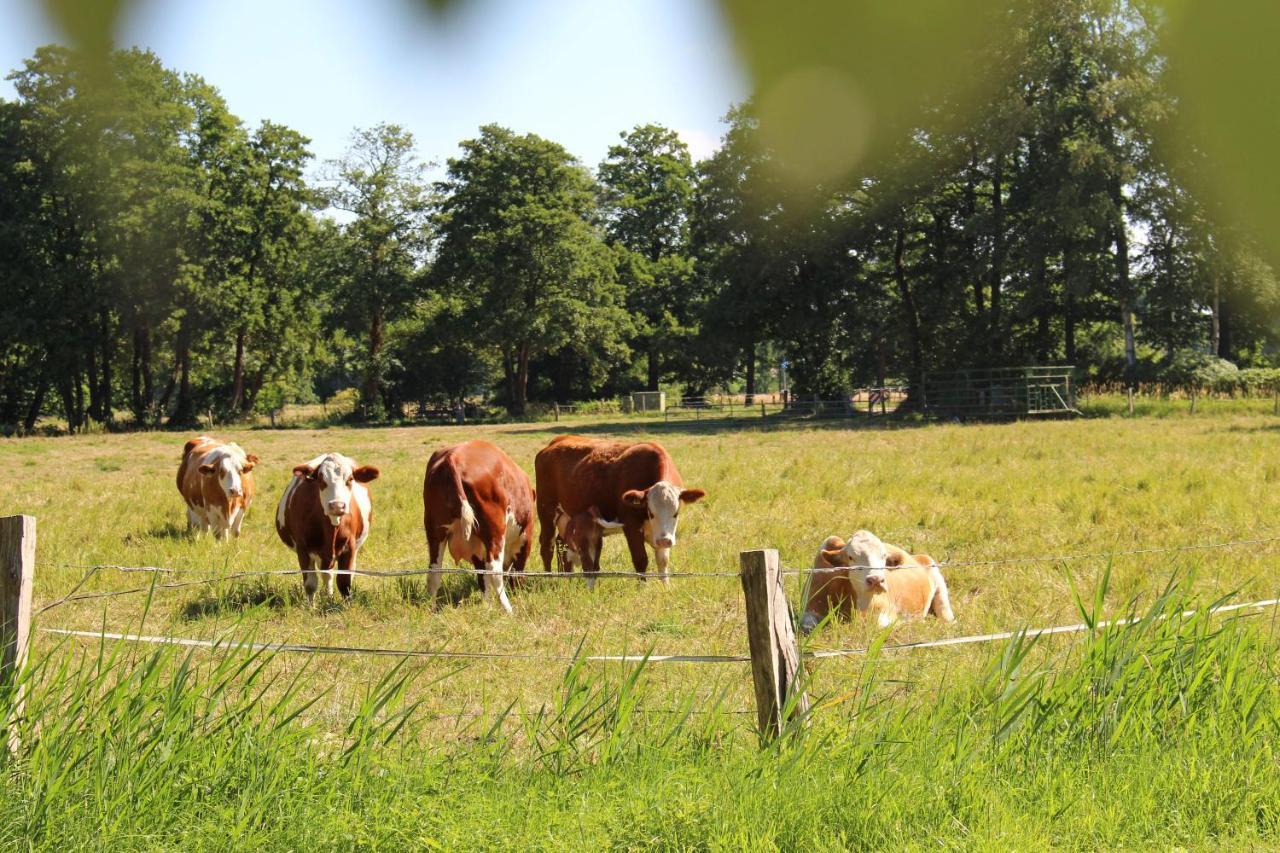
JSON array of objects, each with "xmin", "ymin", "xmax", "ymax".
[
  {"xmin": 352, "ymin": 466, "xmax": 379, "ymax": 483},
  {"xmin": 198, "ymin": 463, "xmax": 216, "ymax": 476},
  {"xmin": 293, "ymin": 464, "xmax": 315, "ymax": 479},
  {"xmin": 241, "ymin": 454, "xmax": 260, "ymax": 472},
  {"xmin": 820, "ymin": 548, "xmax": 848, "ymax": 566},
  {"xmin": 679, "ymin": 488, "xmax": 706, "ymax": 504},
  {"xmin": 621, "ymin": 489, "xmax": 647, "ymax": 508}
]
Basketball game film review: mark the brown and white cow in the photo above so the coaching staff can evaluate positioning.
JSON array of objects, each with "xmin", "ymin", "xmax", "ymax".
[
  {"xmin": 801, "ymin": 530, "xmax": 955, "ymax": 631},
  {"xmin": 275, "ymin": 452, "xmax": 379, "ymax": 603},
  {"xmin": 534, "ymin": 435, "xmax": 705, "ymax": 587},
  {"xmin": 176, "ymin": 436, "xmax": 259, "ymax": 539},
  {"xmin": 423, "ymin": 440, "xmax": 534, "ymax": 614}
]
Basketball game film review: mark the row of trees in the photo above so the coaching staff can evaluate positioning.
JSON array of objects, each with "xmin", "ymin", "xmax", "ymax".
[{"xmin": 2, "ymin": 0, "xmax": 1277, "ymax": 431}]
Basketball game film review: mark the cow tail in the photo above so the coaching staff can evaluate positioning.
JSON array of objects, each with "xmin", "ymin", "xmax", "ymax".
[{"xmin": 455, "ymin": 469, "xmax": 476, "ymax": 545}]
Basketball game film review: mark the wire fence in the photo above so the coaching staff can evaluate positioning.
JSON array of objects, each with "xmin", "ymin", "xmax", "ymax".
[{"xmin": 33, "ymin": 531, "xmax": 1280, "ymax": 676}]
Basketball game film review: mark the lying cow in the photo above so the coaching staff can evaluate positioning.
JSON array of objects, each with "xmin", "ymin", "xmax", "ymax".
[
  {"xmin": 423, "ymin": 440, "xmax": 534, "ymax": 614},
  {"xmin": 176, "ymin": 436, "xmax": 259, "ymax": 539},
  {"xmin": 275, "ymin": 452, "xmax": 379, "ymax": 603},
  {"xmin": 801, "ymin": 530, "xmax": 955, "ymax": 631},
  {"xmin": 535, "ymin": 435, "xmax": 705, "ymax": 585}
]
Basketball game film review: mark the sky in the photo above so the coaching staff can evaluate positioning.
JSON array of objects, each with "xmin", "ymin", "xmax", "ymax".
[{"xmin": 0, "ymin": 0, "xmax": 750, "ymax": 172}]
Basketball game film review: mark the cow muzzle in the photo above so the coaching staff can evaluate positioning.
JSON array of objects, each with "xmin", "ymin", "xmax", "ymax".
[
  {"xmin": 865, "ymin": 572, "xmax": 886, "ymax": 590},
  {"xmin": 654, "ymin": 535, "xmax": 674, "ymax": 549},
  {"xmin": 326, "ymin": 501, "xmax": 347, "ymax": 524}
]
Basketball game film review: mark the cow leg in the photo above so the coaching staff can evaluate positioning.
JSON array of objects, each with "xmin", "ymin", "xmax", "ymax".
[
  {"xmin": 483, "ymin": 545, "xmax": 513, "ymax": 615},
  {"xmin": 538, "ymin": 517, "xmax": 556, "ymax": 573},
  {"xmin": 299, "ymin": 550, "xmax": 319, "ymax": 605},
  {"xmin": 624, "ymin": 527, "xmax": 649, "ymax": 580},
  {"xmin": 426, "ymin": 529, "xmax": 446, "ymax": 602},
  {"xmin": 929, "ymin": 569, "xmax": 956, "ymax": 622},
  {"xmin": 336, "ymin": 550, "xmax": 355, "ymax": 599},
  {"xmin": 230, "ymin": 506, "xmax": 245, "ymax": 538},
  {"xmin": 186, "ymin": 506, "xmax": 201, "ymax": 533},
  {"xmin": 654, "ymin": 545, "xmax": 672, "ymax": 588}
]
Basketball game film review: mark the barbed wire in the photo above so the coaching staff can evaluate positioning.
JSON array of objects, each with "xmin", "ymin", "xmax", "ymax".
[
  {"xmin": 40, "ymin": 594, "xmax": 1280, "ymax": 667},
  {"xmin": 36, "ymin": 530, "xmax": 1280, "ymax": 615}
]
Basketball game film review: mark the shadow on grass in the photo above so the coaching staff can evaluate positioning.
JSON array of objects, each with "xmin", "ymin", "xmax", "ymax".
[
  {"xmin": 180, "ymin": 579, "xmax": 291, "ymax": 621},
  {"xmin": 142, "ymin": 522, "xmax": 190, "ymax": 541},
  {"xmin": 395, "ymin": 574, "xmax": 484, "ymax": 609}
]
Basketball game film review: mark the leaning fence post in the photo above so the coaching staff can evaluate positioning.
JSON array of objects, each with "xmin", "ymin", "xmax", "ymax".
[
  {"xmin": 740, "ymin": 548, "xmax": 809, "ymax": 739},
  {"xmin": 0, "ymin": 515, "xmax": 34, "ymax": 755}
]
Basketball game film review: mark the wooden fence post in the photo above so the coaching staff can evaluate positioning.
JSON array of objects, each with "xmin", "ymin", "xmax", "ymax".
[
  {"xmin": 0, "ymin": 515, "xmax": 34, "ymax": 755},
  {"xmin": 553, "ymin": 403, "xmax": 560, "ymax": 422},
  {"xmin": 740, "ymin": 548, "xmax": 809, "ymax": 739}
]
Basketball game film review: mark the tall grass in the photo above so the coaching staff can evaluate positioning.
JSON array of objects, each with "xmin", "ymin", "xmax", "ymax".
[{"xmin": 1, "ymin": 575, "xmax": 1277, "ymax": 848}]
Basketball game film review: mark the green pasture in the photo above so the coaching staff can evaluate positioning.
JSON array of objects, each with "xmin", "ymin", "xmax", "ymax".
[{"xmin": 1, "ymin": 402, "xmax": 1279, "ymax": 848}]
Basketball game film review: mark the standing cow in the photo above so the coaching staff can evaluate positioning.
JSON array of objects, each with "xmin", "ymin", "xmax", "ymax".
[
  {"xmin": 423, "ymin": 440, "xmax": 534, "ymax": 614},
  {"xmin": 176, "ymin": 436, "xmax": 259, "ymax": 539},
  {"xmin": 535, "ymin": 435, "xmax": 705, "ymax": 586},
  {"xmin": 275, "ymin": 452, "xmax": 379, "ymax": 603}
]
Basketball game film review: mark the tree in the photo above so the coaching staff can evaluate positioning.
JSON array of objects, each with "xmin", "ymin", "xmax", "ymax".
[
  {"xmin": 322, "ymin": 123, "xmax": 430, "ymax": 418},
  {"xmin": 432, "ymin": 125, "xmax": 630, "ymax": 416},
  {"xmin": 598, "ymin": 124, "xmax": 698, "ymax": 390}
]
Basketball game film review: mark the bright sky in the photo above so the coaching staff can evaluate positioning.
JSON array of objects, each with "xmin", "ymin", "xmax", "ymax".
[{"xmin": 0, "ymin": 0, "xmax": 749, "ymax": 171}]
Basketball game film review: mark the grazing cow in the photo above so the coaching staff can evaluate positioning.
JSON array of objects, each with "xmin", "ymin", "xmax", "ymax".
[
  {"xmin": 535, "ymin": 435, "xmax": 705, "ymax": 586},
  {"xmin": 802, "ymin": 531, "xmax": 955, "ymax": 631},
  {"xmin": 275, "ymin": 453, "xmax": 379, "ymax": 603},
  {"xmin": 422, "ymin": 440, "xmax": 535, "ymax": 613},
  {"xmin": 176, "ymin": 436, "xmax": 259, "ymax": 539}
]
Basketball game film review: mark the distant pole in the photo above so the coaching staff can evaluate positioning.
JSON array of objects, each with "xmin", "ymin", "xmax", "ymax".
[
  {"xmin": 740, "ymin": 549, "xmax": 809, "ymax": 739},
  {"xmin": 1127, "ymin": 386, "xmax": 1134, "ymax": 416},
  {"xmin": 0, "ymin": 515, "xmax": 34, "ymax": 755},
  {"xmin": 554, "ymin": 403, "xmax": 559, "ymax": 422},
  {"xmin": 760, "ymin": 402, "xmax": 766, "ymax": 419}
]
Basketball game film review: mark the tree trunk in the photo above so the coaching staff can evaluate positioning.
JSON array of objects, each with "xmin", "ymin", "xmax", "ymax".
[
  {"xmin": 989, "ymin": 152, "xmax": 1004, "ymax": 360},
  {"xmin": 502, "ymin": 349, "xmax": 517, "ymax": 414},
  {"xmin": 361, "ymin": 309, "xmax": 385, "ymax": 418},
  {"xmin": 169, "ymin": 321, "xmax": 195, "ymax": 427},
  {"xmin": 230, "ymin": 326, "xmax": 247, "ymax": 412},
  {"xmin": 1065, "ymin": 293, "xmax": 1077, "ymax": 365},
  {"xmin": 86, "ymin": 341, "xmax": 101, "ymax": 424},
  {"xmin": 1034, "ymin": 248, "xmax": 1051, "ymax": 362},
  {"xmin": 513, "ymin": 341, "xmax": 531, "ymax": 417},
  {"xmin": 23, "ymin": 368, "xmax": 48, "ymax": 434},
  {"xmin": 1111, "ymin": 177, "xmax": 1136, "ymax": 386},
  {"xmin": 1211, "ymin": 269, "xmax": 1222, "ymax": 356},
  {"xmin": 99, "ymin": 307, "xmax": 113, "ymax": 425},
  {"xmin": 894, "ymin": 226, "xmax": 925, "ymax": 387},
  {"xmin": 1218, "ymin": 297, "xmax": 1232, "ymax": 359},
  {"xmin": 647, "ymin": 342, "xmax": 660, "ymax": 392},
  {"xmin": 744, "ymin": 341, "xmax": 756, "ymax": 406}
]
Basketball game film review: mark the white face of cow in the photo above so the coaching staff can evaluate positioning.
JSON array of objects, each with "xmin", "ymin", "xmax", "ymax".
[
  {"xmin": 619, "ymin": 481, "xmax": 706, "ymax": 568},
  {"xmin": 295, "ymin": 454, "xmax": 379, "ymax": 527},
  {"xmin": 199, "ymin": 447, "xmax": 256, "ymax": 501},
  {"xmin": 826, "ymin": 530, "xmax": 890, "ymax": 591}
]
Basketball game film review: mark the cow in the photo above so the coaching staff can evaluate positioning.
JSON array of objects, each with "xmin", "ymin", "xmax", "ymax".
[
  {"xmin": 422, "ymin": 440, "xmax": 535, "ymax": 614},
  {"xmin": 176, "ymin": 436, "xmax": 259, "ymax": 539},
  {"xmin": 275, "ymin": 452, "xmax": 379, "ymax": 604},
  {"xmin": 534, "ymin": 435, "xmax": 705, "ymax": 587},
  {"xmin": 801, "ymin": 530, "xmax": 955, "ymax": 631}
]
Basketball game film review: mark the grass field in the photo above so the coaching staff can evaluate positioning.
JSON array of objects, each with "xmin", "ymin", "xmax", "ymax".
[{"xmin": 2, "ymin": 401, "xmax": 1280, "ymax": 848}]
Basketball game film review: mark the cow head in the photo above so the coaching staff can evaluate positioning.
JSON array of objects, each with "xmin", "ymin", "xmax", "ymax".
[
  {"xmin": 620, "ymin": 481, "xmax": 705, "ymax": 558},
  {"xmin": 820, "ymin": 529, "xmax": 889, "ymax": 591},
  {"xmin": 293, "ymin": 453, "xmax": 379, "ymax": 527},
  {"xmin": 198, "ymin": 448, "xmax": 259, "ymax": 500}
]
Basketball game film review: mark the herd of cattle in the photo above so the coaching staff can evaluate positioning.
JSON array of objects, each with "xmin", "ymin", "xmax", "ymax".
[{"xmin": 176, "ymin": 434, "xmax": 956, "ymax": 629}]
